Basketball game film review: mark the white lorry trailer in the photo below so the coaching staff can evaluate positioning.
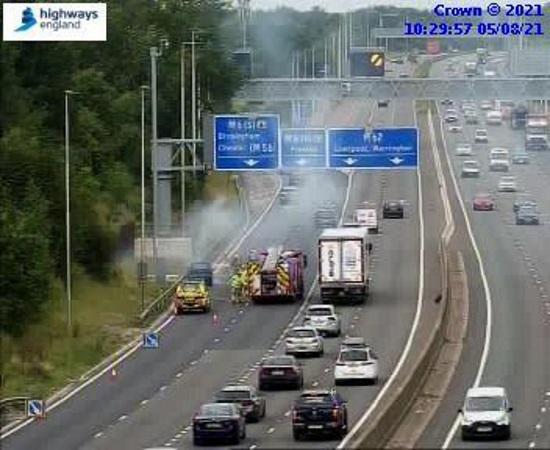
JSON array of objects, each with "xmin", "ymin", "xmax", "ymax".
[{"xmin": 318, "ymin": 227, "xmax": 371, "ymax": 304}]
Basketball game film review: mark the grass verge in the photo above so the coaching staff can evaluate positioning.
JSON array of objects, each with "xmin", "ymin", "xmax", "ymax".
[{"xmin": 1, "ymin": 173, "xmax": 239, "ymax": 402}]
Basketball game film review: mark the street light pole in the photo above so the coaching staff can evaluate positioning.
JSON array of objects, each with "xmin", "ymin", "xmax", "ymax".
[
  {"xmin": 140, "ymin": 85, "xmax": 149, "ymax": 311},
  {"xmin": 64, "ymin": 89, "xmax": 77, "ymax": 332}
]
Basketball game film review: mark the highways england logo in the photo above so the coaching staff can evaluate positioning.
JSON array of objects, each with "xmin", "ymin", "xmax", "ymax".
[
  {"xmin": 15, "ymin": 7, "xmax": 37, "ymax": 32},
  {"xmin": 3, "ymin": 3, "xmax": 107, "ymax": 42}
]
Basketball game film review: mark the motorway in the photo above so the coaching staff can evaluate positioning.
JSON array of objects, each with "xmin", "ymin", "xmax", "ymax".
[
  {"xmin": 418, "ymin": 55, "xmax": 550, "ymax": 449},
  {"xmin": 1, "ymin": 62, "xmax": 434, "ymax": 449}
]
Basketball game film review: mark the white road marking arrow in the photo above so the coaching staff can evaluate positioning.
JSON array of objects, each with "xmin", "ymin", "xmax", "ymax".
[
  {"xmin": 244, "ymin": 159, "xmax": 259, "ymax": 167},
  {"xmin": 343, "ymin": 157, "xmax": 357, "ymax": 166},
  {"xmin": 390, "ymin": 157, "xmax": 404, "ymax": 165},
  {"xmin": 296, "ymin": 158, "xmax": 307, "ymax": 166}
]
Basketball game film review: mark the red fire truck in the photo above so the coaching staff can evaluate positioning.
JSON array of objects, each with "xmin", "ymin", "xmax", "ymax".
[{"xmin": 244, "ymin": 247, "xmax": 307, "ymax": 303}]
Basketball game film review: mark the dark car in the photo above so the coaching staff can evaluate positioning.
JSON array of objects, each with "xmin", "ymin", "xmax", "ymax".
[
  {"xmin": 258, "ymin": 355, "xmax": 304, "ymax": 390},
  {"xmin": 214, "ymin": 385, "xmax": 266, "ymax": 422},
  {"xmin": 382, "ymin": 201, "xmax": 404, "ymax": 219},
  {"xmin": 185, "ymin": 262, "xmax": 213, "ymax": 286},
  {"xmin": 378, "ymin": 99, "xmax": 390, "ymax": 107},
  {"xmin": 515, "ymin": 206, "xmax": 540, "ymax": 225},
  {"xmin": 192, "ymin": 403, "xmax": 246, "ymax": 445},
  {"xmin": 513, "ymin": 199, "xmax": 537, "ymax": 213},
  {"xmin": 291, "ymin": 389, "xmax": 348, "ymax": 441}
]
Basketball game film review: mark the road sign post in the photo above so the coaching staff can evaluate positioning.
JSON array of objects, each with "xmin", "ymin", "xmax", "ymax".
[
  {"xmin": 142, "ymin": 332, "xmax": 159, "ymax": 349},
  {"xmin": 328, "ymin": 127, "xmax": 418, "ymax": 169},
  {"xmin": 26, "ymin": 399, "xmax": 45, "ymax": 418},
  {"xmin": 213, "ymin": 114, "xmax": 280, "ymax": 170},
  {"xmin": 281, "ymin": 128, "xmax": 326, "ymax": 169}
]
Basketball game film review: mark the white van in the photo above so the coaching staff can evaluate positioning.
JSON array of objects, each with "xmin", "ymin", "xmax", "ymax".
[
  {"xmin": 486, "ymin": 110, "xmax": 503, "ymax": 125},
  {"xmin": 459, "ymin": 386, "xmax": 512, "ymax": 440},
  {"xmin": 355, "ymin": 208, "xmax": 378, "ymax": 234}
]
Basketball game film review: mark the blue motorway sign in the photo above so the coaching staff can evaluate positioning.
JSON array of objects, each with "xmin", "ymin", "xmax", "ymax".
[
  {"xmin": 214, "ymin": 114, "xmax": 280, "ymax": 171},
  {"xmin": 328, "ymin": 127, "xmax": 418, "ymax": 169},
  {"xmin": 281, "ymin": 128, "xmax": 326, "ymax": 169}
]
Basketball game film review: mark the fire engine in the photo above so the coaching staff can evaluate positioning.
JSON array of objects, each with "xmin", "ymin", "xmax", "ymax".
[{"xmin": 244, "ymin": 247, "xmax": 306, "ymax": 303}]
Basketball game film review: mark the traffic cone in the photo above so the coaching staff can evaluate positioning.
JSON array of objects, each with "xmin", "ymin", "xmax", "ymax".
[
  {"xmin": 212, "ymin": 312, "xmax": 220, "ymax": 326},
  {"xmin": 110, "ymin": 366, "xmax": 118, "ymax": 380}
]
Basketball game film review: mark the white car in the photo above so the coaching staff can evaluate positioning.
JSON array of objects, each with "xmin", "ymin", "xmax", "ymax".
[
  {"xmin": 455, "ymin": 143, "xmax": 473, "ymax": 156},
  {"xmin": 303, "ymin": 305, "xmax": 341, "ymax": 337},
  {"xmin": 334, "ymin": 346, "xmax": 379, "ymax": 385},
  {"xmin": 486, "ymin": 110, "xmax": 503, "ymax": 125},
  {"xmin": 465, "ymin": 112, "xmax": 479, "ymax": 124},
  {"xmin": 483, "ymin": 70, "xmax": 496, "ymax": 77},
  {"xmin": 461, "ymin": 160, "xmax": 481, "ymax": 178},
  {"xmin": 498, "ymin": 176, "xmax": 518, "ymax": 192},
  {"xmin": 489, "ymin": 159, "xmax": 510, "ymax": 172},
  {"xmin": 284, "ymin": 326, "xmax": 324, "ymax": 356},
  {"xmin": 459, "ymin": 386, "xmax": 512, "ymax": 440},
  {"xmin": 474, "ymin": 129, "xmax": 489, "ymax": 143},
  {"xmin": 448, "ymin": 124, "xmax": 463, "ymax": 133},
  {"xmin": 489, "ymin": 147, "xmax": 509, "ymax": 159},
  {"xmin": 480, "ymin": 100, "xmax": 493, "ymax": 110}
]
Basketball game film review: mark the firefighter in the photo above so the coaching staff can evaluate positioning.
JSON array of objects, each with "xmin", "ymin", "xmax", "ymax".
[
  {"xmin": 230, "ymin": 272, "xmax": 243, "ymax": 305},
  {"xmin": 239, "ymin": 264, "xmax": 250, "ymax": 305}
]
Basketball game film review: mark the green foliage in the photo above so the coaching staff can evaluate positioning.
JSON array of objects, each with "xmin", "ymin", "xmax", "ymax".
[
  {"xmin": 0, "ymin": 184, "xmax": 52, "ymax": 337},
  {"xmin": 0, "ymin": 0, "xmax": 242, "ymax": 336}
]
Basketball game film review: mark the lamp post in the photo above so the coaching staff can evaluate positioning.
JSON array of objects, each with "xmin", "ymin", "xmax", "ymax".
[
  {"xmin": 64, "ymin": 89, "xmax": 78, "ymax": 331},
  {"xmin": 139, "ymin": 85, "xmax": 149, "ymax": 311}
]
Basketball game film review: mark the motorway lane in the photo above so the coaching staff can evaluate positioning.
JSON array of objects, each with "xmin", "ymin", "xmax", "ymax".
[
  {"xmin": 1, "ymin": 164, "xmax": 347, "ymax": 449},
  {"xmin": 419, "ymin": 88, "xmax": 550, "ymax": 448},
  {"xmin": 68, "ymin": 100, "xmax": 369, "ymax": 450}
]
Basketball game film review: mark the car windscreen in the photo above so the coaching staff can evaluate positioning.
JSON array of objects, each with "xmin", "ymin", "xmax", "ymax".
[
  {"xmin": 199, "ymin": 403, "xmax": 235, "ymax": 416},
  {"xmin": 264, "ymin": 356, "xmax": 295, "ymax": 366},
  {"xmin": 465, "ymin": 396, "xmax": 505, "ymax": 412},
  {"xmin": 217, "ymin": 390, "xmax": 251, "ymax": 400},
  {"xmin": 307, "ymin": 308, "xmax": 332, "ymax": 316},
  {"xmin": 339, "ymin": 350, "xmax": 368, "ymax": 361},
  {"xmin": 288, "ymin": 329, "xmax": 315, "ymax": 338}
]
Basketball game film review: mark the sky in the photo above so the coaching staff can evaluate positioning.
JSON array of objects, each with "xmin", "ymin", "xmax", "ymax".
[{"xmin": 250, "ymin": 0, "xmax": 496, "ymax": 12}]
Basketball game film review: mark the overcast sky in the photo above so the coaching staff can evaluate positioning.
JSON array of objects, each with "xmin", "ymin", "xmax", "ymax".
[{"xmin": 250, "ymin": 0, "xmax": 495, "ymax": 12}]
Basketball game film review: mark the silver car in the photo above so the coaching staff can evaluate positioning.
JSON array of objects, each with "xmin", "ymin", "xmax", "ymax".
[
  {"xmin": 303, "ymin": 305, "xmax": 341, "ymax": 337},
  {"xmin": 285, "ymin": 326, "xmax": 324, "ymax": 357}
]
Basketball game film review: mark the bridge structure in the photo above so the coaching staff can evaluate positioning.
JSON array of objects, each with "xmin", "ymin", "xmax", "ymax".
[{"xmin": 236, "ymin": 77, "xmax": 550, "ymax": 101}]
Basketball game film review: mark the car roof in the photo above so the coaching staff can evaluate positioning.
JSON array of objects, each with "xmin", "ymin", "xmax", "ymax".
[
  {"xmin": 290, "ymin": 326, "xmax": 316, "ymax": 332},
  {"xmin": 475, "ymin": 192, "xmax": 491, "ymax": 197},
  {"xmin": 342, "ymin": 336, "xmax": 366, "ymax": 344},
  {"xmin": 307, "ymin": 304, "xmax": 334, "ymax": 311},
  {"xmin": 466, "ymin": 387, "xmax": 506, "ymax": 397},
  {"xmin": 221, "ymin": 385, "xmax": 252, "ymax": 392}
]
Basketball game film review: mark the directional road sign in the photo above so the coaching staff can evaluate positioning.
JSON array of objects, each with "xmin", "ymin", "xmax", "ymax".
[
  {"xmin": 281, "ymin": 128, "xmax": 326, "ymax": 169},
  {"xmin": 214, "ymin": 114, "xmax": 280, "ymax": 171},
  {"xmin": 143, "ymin": 332, "xmax": 159, "ymax": 349},
  {"xmin": 328, "ymin": 127, "xmax": 418, "ymax": 169},
  {"xmin": 27, "ymin": 399, "xmax": 45, "ymax": 418}
]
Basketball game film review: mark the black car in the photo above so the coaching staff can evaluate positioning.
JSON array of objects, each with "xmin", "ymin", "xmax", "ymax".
[
  {"xmin": 259, "ymin": 355, "xmax": 304, "ymax": 390},
  {"xmin": 193, "ymin": 403, "xmax": 246, "ymax": 445},
  {"xmin": 383, "ymin": 201, "xmax": 404, "ymax": 219},
  {"xmin": 185, "ymin": 262, "xmax": 213, "ymax": 286},
  {"xmin": 378, "ymin": 99, "xmax": 390, "ymax": 107},
  {"xmin": 292, "ymin": 389, "xmax": 348, "ymax": 440},
  {"xmin": 214, "ymin": 385, "xmax": 266, "ymax": 422},
  {"xmin": 515, "ymin": 206, "xmax": 540, "ymax": 225}
]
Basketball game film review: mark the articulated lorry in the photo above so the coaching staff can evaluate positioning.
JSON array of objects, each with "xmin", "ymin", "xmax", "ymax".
[
  {"xmin": 318, "ymin": 227, "xmax": 371, "ymax": 304},
  {"xmin": 525, "ymin": 114, "xmax": 549, "ymax": 151}
]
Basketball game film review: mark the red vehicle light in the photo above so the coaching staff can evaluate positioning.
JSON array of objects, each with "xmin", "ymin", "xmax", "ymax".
[{"xmin": 332, "ymin": 408, "xmax": 341, "ymax": 421}]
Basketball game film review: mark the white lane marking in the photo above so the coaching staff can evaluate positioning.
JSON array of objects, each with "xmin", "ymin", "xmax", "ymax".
[
  {"xmin": 437, "ymin": 102, "xmax": 493, "ymax": 449},
  {"xmin": 535, "ymin": 423, "xmax": 542, "ymax": 430},
  {"xmin": 94, "ymin": 432, "xmax": 104, "ymax": 438},
  {"xmin": 338, "ymin": 99, "xmax": 426, "ymax": 449},
  {"xmin": 267, "ymin": 427, "xmax": 275, "ymax": 434},
  {"xmin": 118, "ymin": 415, "xmax": 127, "ymax": 422},
  {"xmin": 529, "ymin": 442, "xmax": 536, "ymax": 448},
  {"xmin": 2, "ymin": 174, "xmax": 283, "ymax": 440},
  {"xmin": 140, "ymin": 399, "xmax": 149, "ymax": 406},
  {"xmin": 250, "ymin": 445, "xmax": 258, "ymax": 449},
  {"xmin": 159, "ymin": 385, "xmax": 167, "ymax": 391}
]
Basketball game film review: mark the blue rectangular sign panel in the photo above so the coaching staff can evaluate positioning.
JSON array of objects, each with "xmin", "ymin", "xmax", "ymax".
[
  {"xmin": 328, "ymin": 127, "xmax": 418, "ymax": 169},
  {"xmin": 214, "ymin": 115, "xmax": 280, "ymax": 171},
  {"xmin": 281, "ymin": 128, "xmax": 326, "ymax": 169}
]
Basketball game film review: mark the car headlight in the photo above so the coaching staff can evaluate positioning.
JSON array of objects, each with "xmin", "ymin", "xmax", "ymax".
[{"xmin": 496, "ymin": 416, "xmax": 509, "ymax": 425}]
